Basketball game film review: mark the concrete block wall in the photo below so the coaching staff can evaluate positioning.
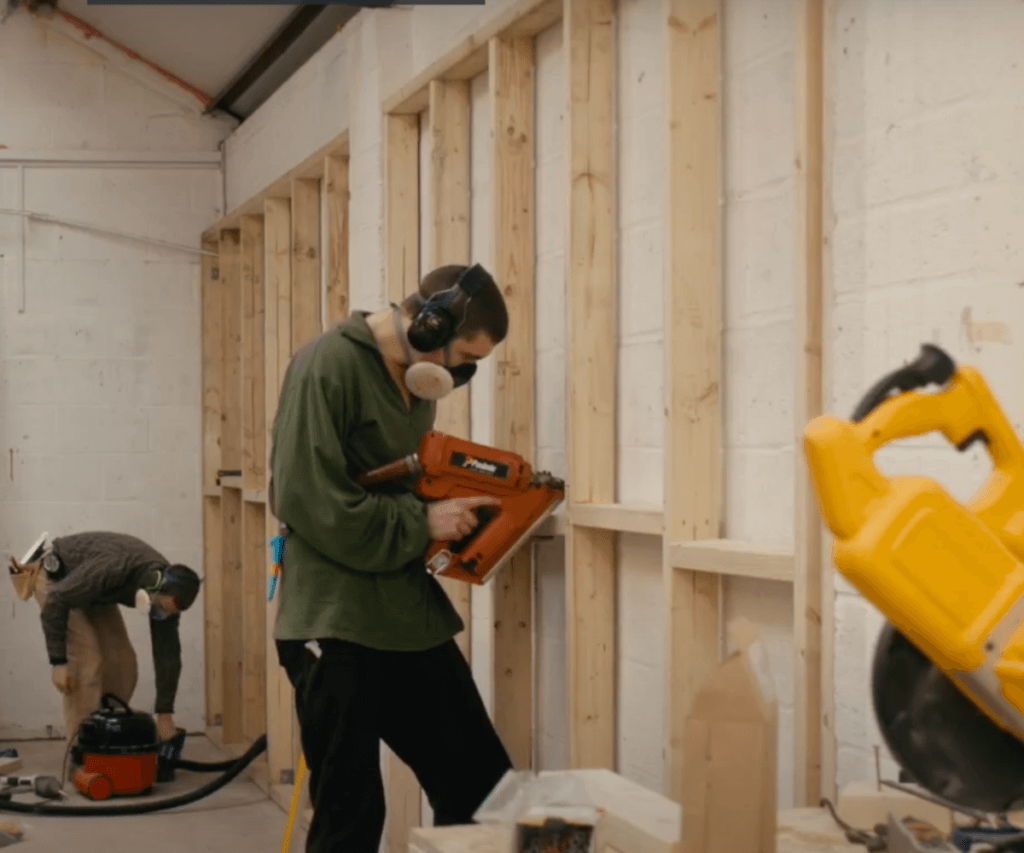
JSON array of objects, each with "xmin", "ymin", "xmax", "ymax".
[
  {"xmin": 0, "ymin": 9, "xmax": 232, "ymax": 738},
  {"xmin": 612, "ymin": 0, "xmax": 667, "ymax": 794},
  {"xmin": 533, "ymin": 22, "xmax": 568, "ymax": 773},
  {"xmin": 828, "ymin": 0, "xmax": 1024, "ymax": 791},
  {"xmin": 720, "ymin": 0, "xmax": 799, "ymax": 809}
]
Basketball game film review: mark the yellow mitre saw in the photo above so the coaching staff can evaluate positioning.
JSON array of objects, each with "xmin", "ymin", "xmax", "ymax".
[{"xmin": 803, "ymin": 343, "xmax": 1024, "ymax": 813}]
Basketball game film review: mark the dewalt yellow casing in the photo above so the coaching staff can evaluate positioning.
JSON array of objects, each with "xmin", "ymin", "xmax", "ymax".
[{"xmin": 804, "ymin": 362, "xmax": 1024, "ymax": 741}]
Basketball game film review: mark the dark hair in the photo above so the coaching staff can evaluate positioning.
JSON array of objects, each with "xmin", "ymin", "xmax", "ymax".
[
  {"xmin": 162, "ymin": 564, "xmax": 201, "ymax": 611},
  {"xmin": 401, "ymin": 264, "xmax": 509, "ymax": 345}
]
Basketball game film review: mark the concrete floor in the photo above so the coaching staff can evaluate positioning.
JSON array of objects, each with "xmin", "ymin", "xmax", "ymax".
[{"xmin": 0, "ymin": 735, "xmax": 308, "ymax": 852}]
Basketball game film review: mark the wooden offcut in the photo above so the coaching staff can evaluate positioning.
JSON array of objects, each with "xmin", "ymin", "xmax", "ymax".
[
  {"xmin": 428, "ymin": 77, "xmax": 473, "ymax": 660},
  {"xmin": 263, "ymin": 195, "xmax": 296, "ymax": 787},
  {"xmin": 490, "ymin": 32, "xmax": 536, "ymax": 773},
  {"xmin": 662, "ymin": 0, "xmax": 724, "ymax": 807},
  {"xmin": 324, "ymin": 155, "xmax": 350, "ymax": 327},
  {"xmin": 793, "ymin": 0, "xmax": 831, "ymax": 807},
  {"xmin": 565, "ymin": 0, "xmax": 617, "ymax": 772}
]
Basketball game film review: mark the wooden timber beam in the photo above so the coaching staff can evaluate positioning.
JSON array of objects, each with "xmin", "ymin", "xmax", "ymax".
[
  {"xmin": 428, "ymin": 78, "xmax": 474, "ymax": 661},
  {"xmin": 662, "ymin": 0, "xmax": 724, "ymax": 808},
  {"xmin": 491, "ymin": 33, "xmax": 537, "ymax": 772},
  {"xmin": 263, "ymin": 197, "xmax": 297, "ymax": 789}
]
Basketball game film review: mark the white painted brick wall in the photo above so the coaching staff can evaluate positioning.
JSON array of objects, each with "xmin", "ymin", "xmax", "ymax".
[
  {"xmin": 828, "ymin": 0, "xmax": 1024, "ymax": 791},
  {"xmin": 722, "ymin": 0, "xmax": 799, "ymax": 809},
  {"xmin": 616, "ymin": 0, "xmax": 665, "ymax": 510},
  {"xmin": 532, "ymin": 23, "xmax": 568, "ymax": 772},
  {"xmin": 0, "ymin": 7, "xmax": 229, "ymax": 739}
]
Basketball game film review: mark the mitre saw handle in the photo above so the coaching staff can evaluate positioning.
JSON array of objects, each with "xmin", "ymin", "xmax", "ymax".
[
  {"xmin": 851, "ymin": 343, "xmax": 955, "ymax": 422},
  {"xmin": 846, "ymin": 344, "xmax": 1024, "ymax": 472}
]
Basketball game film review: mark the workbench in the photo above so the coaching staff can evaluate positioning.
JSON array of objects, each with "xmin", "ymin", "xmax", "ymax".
[{"xmin": 408, "ymin": 770, "xmax": 864, "ymax": 853}]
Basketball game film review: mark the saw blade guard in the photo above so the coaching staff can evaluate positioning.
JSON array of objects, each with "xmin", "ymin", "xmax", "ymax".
[{"xmin": 801, "ymin": 344, "xmax": 1024, "ymax": 788}]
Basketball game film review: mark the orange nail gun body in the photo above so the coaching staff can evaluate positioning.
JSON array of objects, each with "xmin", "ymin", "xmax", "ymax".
[{"xmin": 358, "ymin": 431, "xmax": 566, "ymax": 585}]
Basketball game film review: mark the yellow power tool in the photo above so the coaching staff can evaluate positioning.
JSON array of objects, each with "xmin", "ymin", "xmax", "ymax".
[{"xmin": 804, "ymin": 343, "xmax": 1024, "ymax": 813}]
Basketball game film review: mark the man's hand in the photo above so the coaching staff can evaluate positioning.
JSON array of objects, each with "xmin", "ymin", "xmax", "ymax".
[
  {"xmin": 51, "ymin": 665, "xmax": 76, "ymax": 694},
  {"xmin": 427, "ymin": 496, "xmax": 502, "ymax": 541},
  {"xmin": 156, "ymin": 714, "xmax": 177, "ymax": 742}
]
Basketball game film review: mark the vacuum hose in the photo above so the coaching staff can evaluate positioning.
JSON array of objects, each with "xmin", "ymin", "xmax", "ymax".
[{"xmin": 0, "ymin": 734, "xmax": 267, "ymax": 816}]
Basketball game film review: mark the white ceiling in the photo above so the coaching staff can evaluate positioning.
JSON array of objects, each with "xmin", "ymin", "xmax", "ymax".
[{"xmin": 55, "ymin": 0, "xmax": 298, "ymax": 101}]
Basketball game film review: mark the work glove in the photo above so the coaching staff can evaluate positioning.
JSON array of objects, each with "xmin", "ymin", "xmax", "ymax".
[{"xmin": 51, "ymin": 665, "xmax": 76, "ymax": 694}]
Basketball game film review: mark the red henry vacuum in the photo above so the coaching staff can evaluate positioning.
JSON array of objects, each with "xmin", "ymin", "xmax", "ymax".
[
  {"xmin": 72, "ymin": 694, "xmax": 161, "ymax": 800},
  {"xmin": 0, "ymin": 693, "xmax": 267, "ymax": 817}
]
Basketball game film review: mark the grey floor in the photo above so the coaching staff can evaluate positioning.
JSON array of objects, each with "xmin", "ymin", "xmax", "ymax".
[{"xmin": 0, "ymin": 735, "xmax": 308, "ymax": 852}]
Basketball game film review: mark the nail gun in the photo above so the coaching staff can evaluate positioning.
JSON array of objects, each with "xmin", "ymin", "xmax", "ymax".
[
  {"xmin": 358, "ymin": 431, "xmax": 566, "ymax": 584},
  {"xmin": 803, "ymin": 343, "xmax": 1024, "ymax": 813}
]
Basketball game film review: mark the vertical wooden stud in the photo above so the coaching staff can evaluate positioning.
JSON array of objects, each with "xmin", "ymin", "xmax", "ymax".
[
  {"xmin": 794, "ymin": 0, "xmax": 835, "ymax": 806},
  {"xmin": 662, "ymin": 0, "xmax": 724, "ymax": 810},
  {"xmin": 386, "ymin": 114, "xmax": 421, "ymax": 306},
  {"xmin": 218, "ymin": 228, "xmax": 245, "ymax": 745},
  {"xmin": 241, "ymin": 215, "xmax": 267, "ymax": 746},
  {"xmin": 291, "ymin": 178, "xmax": 322, "ymax": 351},
  {"xmin": 428, "ymin": 78, "xmax": 474, "ymax": 662},
  {"xmin": 491, "ymin": 34, "xmax": 537, "ymax": 773},
  {"xmin": 564, "ymin": 0, "xmax": 618, "ymax": 772},
  {"xmin": 201, "ymin": 237, "xmax": 223, "ymax": 727},
  {"xmin": 265, "ymin": 197, "xmax": 298, "ymax": 788},
  {"xmin": 324, "ymin": 156, "xmax": 351, "ymax": 327}
]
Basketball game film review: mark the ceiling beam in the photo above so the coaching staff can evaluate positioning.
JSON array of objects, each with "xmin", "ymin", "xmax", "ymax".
[{"xmin": 205, "ymin": 5, "xmax": 330, "ymax": 120}]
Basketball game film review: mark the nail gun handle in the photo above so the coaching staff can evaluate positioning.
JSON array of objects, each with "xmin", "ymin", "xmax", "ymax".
[{"xmin": 357, "ymin": 454, "xmax": 422, "ymax": 488}]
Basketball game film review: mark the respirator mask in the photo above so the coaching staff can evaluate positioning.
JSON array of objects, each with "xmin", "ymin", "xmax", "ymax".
[{"xmin": 392, "ymin": 306, "xmax": 476, "ymax": 401}]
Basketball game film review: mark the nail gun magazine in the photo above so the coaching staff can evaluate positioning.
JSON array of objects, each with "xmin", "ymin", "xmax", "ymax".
[{"xmin": 358, "ymin": 431, "xmax": 565, "ymax": 585}]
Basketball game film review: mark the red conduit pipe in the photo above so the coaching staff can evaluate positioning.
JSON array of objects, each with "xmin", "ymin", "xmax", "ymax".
[{"xmin": 53, "ymin": 8, "xmax": 214, "ymax": 108}]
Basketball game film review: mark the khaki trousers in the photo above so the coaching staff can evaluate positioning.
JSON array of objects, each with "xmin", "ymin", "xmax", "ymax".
[{"xmin": 34, "ymin": 576, "xmax": 139, "ymax": 743}]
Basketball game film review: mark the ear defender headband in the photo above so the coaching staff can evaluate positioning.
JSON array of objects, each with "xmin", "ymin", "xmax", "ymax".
[{"xmin": 406, "ymin": 264, "xmax": 490, "ymax": 353}]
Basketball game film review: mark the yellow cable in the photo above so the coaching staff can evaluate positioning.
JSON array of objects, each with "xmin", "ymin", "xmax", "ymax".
[{"xmin": 280, "ymin": 754, "xmax": 308, "ymax": 853}]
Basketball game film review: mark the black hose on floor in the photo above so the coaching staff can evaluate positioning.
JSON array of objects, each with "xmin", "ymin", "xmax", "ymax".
[{"xmin": 0, "ymin": 734, "xmax": 267, "ymax": 817}]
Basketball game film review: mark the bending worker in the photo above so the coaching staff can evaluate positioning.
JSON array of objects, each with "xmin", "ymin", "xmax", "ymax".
[
  {"xmin": 270, "ymin": 264, "xmax": 514, "ymax": 852},
  {"xmin": 8, "ymin": 531, "xmax": 201, "ymax": 746}
]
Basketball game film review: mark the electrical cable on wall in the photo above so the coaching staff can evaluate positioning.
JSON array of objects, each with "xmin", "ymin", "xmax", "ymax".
[{"xmin": 0, "ymin": 208, "xmax": 218, "ymax": 257}]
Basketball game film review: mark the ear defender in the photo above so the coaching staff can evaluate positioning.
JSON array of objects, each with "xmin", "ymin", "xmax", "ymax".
[{"xmin": 407, "ymin": 264, "xmax": 490, "ymax": 353}]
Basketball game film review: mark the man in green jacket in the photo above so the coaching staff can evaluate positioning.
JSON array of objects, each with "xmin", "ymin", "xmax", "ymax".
[{"xmin": 270, "ymin": 263, "xmax": 513, "ymax": 853}]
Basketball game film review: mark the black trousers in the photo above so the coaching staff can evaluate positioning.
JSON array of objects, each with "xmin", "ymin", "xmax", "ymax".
[{"xmin": 277, "ymin": 637, "xmax": 513, "ymax": 853}]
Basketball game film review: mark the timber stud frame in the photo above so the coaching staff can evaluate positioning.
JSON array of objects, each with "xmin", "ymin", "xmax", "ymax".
[{"xmin": 197, "ymin": 0, "xmax": 837, "ymax": 840}]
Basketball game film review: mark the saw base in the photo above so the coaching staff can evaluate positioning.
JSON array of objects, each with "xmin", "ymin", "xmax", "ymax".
[{"xmin": 872, "ymin": 622, "xmax": 1024, "ymax": 814}]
